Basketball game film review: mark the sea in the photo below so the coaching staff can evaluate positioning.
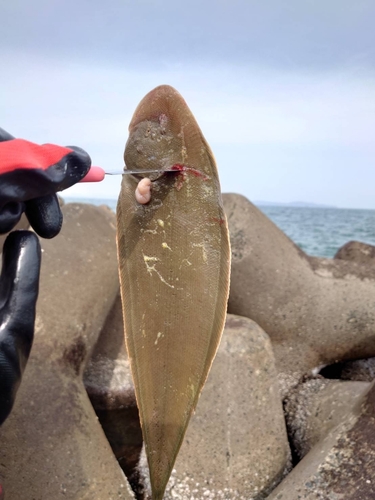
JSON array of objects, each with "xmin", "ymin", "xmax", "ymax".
[{"xmin": 63, "ymin": 197, "xmax": 375, "ymax": 259}]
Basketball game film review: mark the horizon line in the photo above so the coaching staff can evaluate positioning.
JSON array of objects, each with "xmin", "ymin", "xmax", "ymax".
[{"xmin": 61, "ymin": 195, "xmax": 375, "ymax": 211}]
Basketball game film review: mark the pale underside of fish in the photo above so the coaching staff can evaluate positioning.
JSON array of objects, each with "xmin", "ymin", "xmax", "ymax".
[{"xmin": 116, "ymin": 85, "xmax": 231, "ymax": 500}]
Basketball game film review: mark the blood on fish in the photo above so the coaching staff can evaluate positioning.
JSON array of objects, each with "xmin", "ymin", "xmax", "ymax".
[
  {"xmin": 170, "ymin": 164, "xmax": 184, "ymax": 172},
  {"xmin": 211, "ymin": 217, "xmax": 225, "ymax": 225},
  {"xmin": 170, "ymin": 164, "xmax": 209, "ymax": 190}
]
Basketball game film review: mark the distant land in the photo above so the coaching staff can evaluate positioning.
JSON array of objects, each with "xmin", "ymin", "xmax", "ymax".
[
  {"xmin": 255, "ymin": 200, "xmax": 337, "ymax": 209},
  {"xmin": 63, "ymin": 196, "xmax": 338, "ymax": 210}
]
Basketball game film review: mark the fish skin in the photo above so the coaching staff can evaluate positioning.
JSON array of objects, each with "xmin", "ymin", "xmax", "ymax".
[{"xmin": 116, "ymin": 85, "xmax": 231, "ymax": 500}]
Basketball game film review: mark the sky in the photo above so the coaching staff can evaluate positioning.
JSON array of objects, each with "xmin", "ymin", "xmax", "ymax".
[{"xmin": 1, "ymin": 0, "xmax": 374, "ymax": 208}]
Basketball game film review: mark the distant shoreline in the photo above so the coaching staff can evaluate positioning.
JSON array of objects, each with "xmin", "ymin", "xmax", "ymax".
[
  {"xmin": 254, "ymin": 201, "xmax": 337, "ymax": 209},
  {"xmin": 62, "ymin": 197, "xmax": 375, "ymax": 211}
]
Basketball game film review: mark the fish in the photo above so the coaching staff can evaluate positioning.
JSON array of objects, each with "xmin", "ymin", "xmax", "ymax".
[{"xmin": 116, "ymin": 85, "xmax": 231, "ymax": 500}]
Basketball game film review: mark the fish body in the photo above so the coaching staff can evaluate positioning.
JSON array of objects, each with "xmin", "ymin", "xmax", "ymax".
[{"xmin": 116, "ymin": 85, "xmax": 231, "ymax": 499}]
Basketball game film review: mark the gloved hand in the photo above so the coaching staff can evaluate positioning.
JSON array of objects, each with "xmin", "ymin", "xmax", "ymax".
[
  {"xmin": 0, "ymin": 230, "xmax": 41, "ymax": 425},
  {"xmin": 0, "ymin": 128, "xmax": 91, "ymax": 238}
]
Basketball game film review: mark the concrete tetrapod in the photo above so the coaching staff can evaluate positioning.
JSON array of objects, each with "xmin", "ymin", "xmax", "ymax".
[
  {"xmin": 334, "ymin": 240, "xmax": 375, "ymax": 263},
  {"xmin": 268, "ymin": 381, "xmax": 375, "ymax": 499},
  {"xmin": 0, "ymin": 203, "xmax": 134, "ymax": 499},
  {"xmin": 84, "ymin": 293, "xmax": 143, "ymax": 488},
  {"xmin": 284, "ymin": 378, "xmax": 370, "ymax": 460},
  {"xmin": 117, "ymin": 85, "xmax": 231, "ymax": 500},
  {"xmin": 223, "ymin": 194, "xmax": 375, "ymax": 394}
]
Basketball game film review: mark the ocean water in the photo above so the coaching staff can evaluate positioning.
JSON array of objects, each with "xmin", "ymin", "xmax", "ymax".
[
  {"xmin": 63, "ymin": 197, "xmax": 375, "ymax": 258},
  {"xmin": 259, "ymin": 205, "xmax": 375, "ymax": 258}
]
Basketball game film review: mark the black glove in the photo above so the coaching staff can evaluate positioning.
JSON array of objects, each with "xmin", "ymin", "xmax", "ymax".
[
  {"xmin": 0, "ymin": 230, "xmax": 41, "ymax": 425},
  {"xmin": 0, "ymin": 128, "xmax": 91, "ymax": 238}
]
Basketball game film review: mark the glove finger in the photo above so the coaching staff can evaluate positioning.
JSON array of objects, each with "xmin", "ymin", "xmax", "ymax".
[
  {"xmin": 32, "ymin": 144, "xmax": 91, "ymax": 191},
  {"xmin": 0, "ymin": 127, "xmax": 15, "ymax": 142},
  {"xmin": 0, "ymin": 230, "xmax": 41, "ymax": 356},
  {"xmin": 58, "ymin": 145, "xmax": 92, "ymax": 189},
  {"xmin": 0, "ymin": 201, "xmax": 24, "ymax": 235},
  {"xmin": 0, "ymin": 231, "xmax": 41, "ymax": 424},
  {"xmin": 25, "ymin": 193, "xmax": 63, "ymax": 239}
]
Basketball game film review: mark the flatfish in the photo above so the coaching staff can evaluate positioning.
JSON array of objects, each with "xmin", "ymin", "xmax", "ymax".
[{"xmin": 116, "ymin": 85, "xmax": 231, "ymax": 499}]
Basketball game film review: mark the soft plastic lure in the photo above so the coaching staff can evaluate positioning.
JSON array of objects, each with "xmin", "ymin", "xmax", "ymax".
[{"xmin": 116, "ymin": 85, "xmax": 231, "ymax": 500}]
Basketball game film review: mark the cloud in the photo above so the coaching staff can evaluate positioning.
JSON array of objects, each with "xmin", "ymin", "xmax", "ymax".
[
  {"xmin": 2, "ymin": 0, "xmax": 375, "ymax": 70},
  {"xmin": 1, "ymin": 1, "xmax": 375, "ymax": 208}
]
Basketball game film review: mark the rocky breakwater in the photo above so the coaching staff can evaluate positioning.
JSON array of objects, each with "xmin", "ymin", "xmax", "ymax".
[
  {"xmin": 3, "ymin": 196, "xmax": 375, "ymax": 499},
  {"xmin": 224, "ymin": 193, "xmax": 375, "ymax": 396},
  {"xmin": 335, "ymin": 240, "xmax": 375, "ymax": 263},
  {"xmin": 224, "ymin": 194, "xmax": 375, "ymax": 498},
  {"xmin": 0, "ymin": 203, "xmax": 135, "ymax": 499},
  {"xmin": 269, "ymin": 378, "xmax": 375, "ymax": 499}
]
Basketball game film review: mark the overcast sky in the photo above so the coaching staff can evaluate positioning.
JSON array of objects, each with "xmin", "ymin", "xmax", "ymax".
[{"xmin": 1, "ymin": 1, "xmax": 374, "ymax": 208}]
